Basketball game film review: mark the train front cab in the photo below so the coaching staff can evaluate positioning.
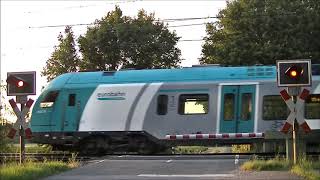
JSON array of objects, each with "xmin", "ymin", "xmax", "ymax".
[
  {"xmin": 31, "ymin": 89, "xmax": 62, "ymax": 144},
  {"xmin": 30, "ymin": 73, "xmax": 85, "ymax": 146}
]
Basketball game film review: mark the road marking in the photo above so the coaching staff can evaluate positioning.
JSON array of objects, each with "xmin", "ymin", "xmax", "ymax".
[
  {"xmin": 166, "ymin": 159, "xmax": 172, "ymax": 163},
  {"xmin": 138, "ymin": 174, "xmax": 234, "ymax": 178},
  {"xmin": 95, "ymin": 160, "xmax": 104, "ymax": 164}
]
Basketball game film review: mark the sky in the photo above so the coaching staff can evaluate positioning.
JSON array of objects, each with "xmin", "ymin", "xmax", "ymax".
[{"xmin": 0, "ymin": 0, "xmax": 226, "ymax": 106}]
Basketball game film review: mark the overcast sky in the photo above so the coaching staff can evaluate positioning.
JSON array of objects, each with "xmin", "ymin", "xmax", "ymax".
[{"xmin": 1, "ymin": 0, "xmax": 226, "ymax": 100}]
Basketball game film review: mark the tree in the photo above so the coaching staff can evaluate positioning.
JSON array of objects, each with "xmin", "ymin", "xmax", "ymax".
[
  {"xmin": 78, "ymin": 6, "xmax": 181, "ymax": 71},
  {"xmin": 0, "ymin": 83, "xmax": 13, "ymax": 152},
  {"xmin": 42, "ymin": 26, "xmax": 80, "ymax": 82},
  {"xmin": 200, "ymin": 0, "xmax": 320, "ymax": 66}
]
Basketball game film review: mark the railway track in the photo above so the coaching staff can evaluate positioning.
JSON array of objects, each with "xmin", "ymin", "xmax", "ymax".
[{"xmin": 1, "ymin": 152, "xmax": 318, "ymax": 163}]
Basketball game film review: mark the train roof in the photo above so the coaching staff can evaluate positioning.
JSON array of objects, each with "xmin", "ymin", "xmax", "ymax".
[
  {"xmin": 45, "ymin": 64, "xmax": 320, "ymax": 89},
  {"xmin": 46, "ymin": 66, "xmax": 275, "ymax": 88}
]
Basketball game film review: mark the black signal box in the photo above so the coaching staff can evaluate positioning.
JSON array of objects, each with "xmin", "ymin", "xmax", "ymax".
[
  {"xmin": 6, "ymin": 71, "xmax": 36, "ymax": 96},
  {"xmin": 276, "ymin": 59, "xmax": 312, "ymax": 87}
]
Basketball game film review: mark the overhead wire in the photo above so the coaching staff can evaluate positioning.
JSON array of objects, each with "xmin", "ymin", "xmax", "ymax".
[{"xmin": 27, "ymin": 11, "xmax": 306, "ymax": 29}]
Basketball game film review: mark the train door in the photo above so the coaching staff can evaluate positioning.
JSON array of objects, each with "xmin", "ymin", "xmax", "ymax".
[
  {"xmin": 63, "ymin": 90, "xmax": 81, "ymax": 132},
  {"xmin": 220, "ymin": 85, "xmax": 255, "ymax": 133}
]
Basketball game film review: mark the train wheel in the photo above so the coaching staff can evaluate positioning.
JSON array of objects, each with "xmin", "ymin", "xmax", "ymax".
[
  {"xmin": 137, "ymin": 138, "xmax": 157, "ymax": 154},
  {"xmin": 80, "ymin": 136, "xmax": 109, "ymax": 155}
]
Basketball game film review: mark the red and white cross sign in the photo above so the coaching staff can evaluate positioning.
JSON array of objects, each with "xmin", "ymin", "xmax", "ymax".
[
  {"xmin": 280, "ymin": 89, "xmax": 311, "ymax": 133},
  {"xmin": 7, "ymin": 98, "xmax": 34, "ymax": 139}
]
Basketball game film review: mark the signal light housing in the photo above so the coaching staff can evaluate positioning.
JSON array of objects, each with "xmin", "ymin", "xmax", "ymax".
[
  {"xmin": 6, "ymin": 71, "xmax": 36, "ymax": 96},
  {"xmin": 277, "ymin": 60, "xmax": 312, "ymax": 87}
]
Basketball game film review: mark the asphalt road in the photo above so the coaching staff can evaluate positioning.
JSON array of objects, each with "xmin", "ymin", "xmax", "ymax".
[{"xmin": 43, "ymin": 155, "xmax": 302, "ymax": 180}]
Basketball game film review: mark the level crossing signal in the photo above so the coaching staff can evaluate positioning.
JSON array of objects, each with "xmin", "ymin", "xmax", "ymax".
[
  {"xmin": 6, "ymin": 71, "xmax": 36, "ymax": 96},
  {"xmin": 277, "ymin": 59, "xmax": 312, "ymax": 87}
]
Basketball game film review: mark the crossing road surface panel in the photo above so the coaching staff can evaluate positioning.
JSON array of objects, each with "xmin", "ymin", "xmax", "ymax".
[{"xmin": 43, "ymin": 155, "xmax": 303, "ymax": 180}]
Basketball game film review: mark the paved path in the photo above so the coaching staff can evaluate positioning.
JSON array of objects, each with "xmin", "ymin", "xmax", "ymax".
[{"xmin": 43, "ymin": 155, "xmax": 303, "ymax": 180}]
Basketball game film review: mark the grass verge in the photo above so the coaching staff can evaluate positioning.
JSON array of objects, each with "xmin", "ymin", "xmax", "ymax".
[
  {"xmin": 241, "ymin": 157, "xmax": 290, "ymax": 171},
  {"xmin": 241, "ymin": 157, "xmax": 320, "ymax": 180},
  {"xmin": 291, "ymin": 159, "xmax": 320, "ymax": 180},
  {"xmin": 0, "ymin": 160, "xmax": 79, "ymax": 180}
]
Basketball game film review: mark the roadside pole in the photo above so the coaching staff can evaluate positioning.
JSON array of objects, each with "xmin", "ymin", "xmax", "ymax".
[
  {"xmin": 19, "ymin": 103, "xmax": 25, "ymax": 164},
  {"xmin": 288, "ymin": 87, "xmax": 299, "ymax": 164}
]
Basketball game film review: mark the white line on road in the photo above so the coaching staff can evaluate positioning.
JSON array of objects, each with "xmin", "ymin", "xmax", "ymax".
[
  {"xmin": 95, "ymin": 160, "xmax": 105, "ymax": 164},
  {"xmin": 138, "ymin": 174, "xmax": 234, "ymax": 178},
  {"xmin": 166, "ymin": 159, "xmax": 173, "ymax": 163}
]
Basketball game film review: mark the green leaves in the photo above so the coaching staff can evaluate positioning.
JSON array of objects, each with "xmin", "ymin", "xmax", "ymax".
[
  {"xmin": 42, "ymin": 6, "xmax": 181, "ymax": 82},
  {"xmin": 201, "ymin": 0, "xmax": 320, "ymax": 66},
  {"xmin": 78, "ymin": 6, "xmax": 181, "ymax": 71},
  {"xmin": 41, "ymin": 26, "xmax": 80, "ymax": 82}
]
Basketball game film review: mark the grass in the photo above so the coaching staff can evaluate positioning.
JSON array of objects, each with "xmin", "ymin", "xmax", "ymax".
[
  {"xmin": 241, "ymin": 156, "xmax": 320, "ymax": 180},
  {"xmin": 241, "ymin": 157, "xmax": 290, "ymax": 171},
  {"xmin": 291, "ymin": 158, "xmax": 320, "ymax": 180},
  {"xmin": 173, "ymin": 146, "xmax": 208, "ymax": 154},
  {"xmin": 0, "ymin": 161, "xmax": 77, "ymax": 180},
  {"xmin": 231, "ymin": 144, "xmax": 252, "ymax": 153},
  {"xmin": 172, "ymin": 145, "xmax": 231, "ymax": 154},
  {"xmin": 0, "ymin": 152, "xmax": 80, "ymax": 180},
  {"xmin": 4, "ymin": 144, "xmax": 53, "ymax": 153}
]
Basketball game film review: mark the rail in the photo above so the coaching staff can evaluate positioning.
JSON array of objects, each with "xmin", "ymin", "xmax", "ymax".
[{"xmin": 1, "ymin": 152, "xmax": 318, "ymax": 163}]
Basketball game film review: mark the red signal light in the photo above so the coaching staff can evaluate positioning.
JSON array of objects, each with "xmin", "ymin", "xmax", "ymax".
[
  {"xmin": 290, "ymin": 70, "xmax": 297, "ymax": 77},
  {"xmin": 17, "ymin": 80, "xmax": 24, "ymax": 87},
  {"xmin": 6, "ymin": 75, "xmax": 28, "ymax": 88},
  {"xmin": 285, "ymin": 65, "xmax": 303, "ymax": 79}
]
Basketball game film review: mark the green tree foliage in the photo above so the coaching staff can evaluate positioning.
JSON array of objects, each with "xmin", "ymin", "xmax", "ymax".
[
  {"xmin": 0, "ymin": 83, "xmax": 13, "ymax": 152},
  {"xmin": 42, "ymin": 26, "xmax": 80, "ymax": 82},
  {"xmin": 201, "ymin": 0, "xmax": 320, "ymax": 66},
  {"xmin": 78, "ymin": 6, "xmax": 181, "ymax": 71}
]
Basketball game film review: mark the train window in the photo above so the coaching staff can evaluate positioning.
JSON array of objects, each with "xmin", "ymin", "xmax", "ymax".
[
  {"xmin": 224, "ymin": 94, "xmax": 235, "ymax": 120},
  {"xmin": 241, "ymin": 93, "xmax": 252, "ymax": 120},
  {"xmin": 262, "ymin": 96, "xmax": 288, "ymax": 120},
  {"xmin": 305, "ymin": 94, "xmax": 320, "ymax": 119},
  {"xmin": 178, "ymin": 94, "xmax": 208, "ymax": 115},
  {"xmin": 68, "ymin": 94, "xmax": 76, "ymax": 106},
  {"xmin": 157, "ymin": 95, "xmax": 168, "ymax": 115},
  {"xmin": 40, "ymin": 91, "xmax": 59, "ymax": 108}
]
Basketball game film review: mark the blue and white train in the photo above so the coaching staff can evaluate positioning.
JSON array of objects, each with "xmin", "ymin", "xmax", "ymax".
[{"xmin": 30, "ymin": 65, "xmax": 320, "ymax": 154}]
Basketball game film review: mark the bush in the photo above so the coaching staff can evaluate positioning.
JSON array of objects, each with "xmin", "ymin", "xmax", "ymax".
[{"xmin": 0, "ymin": 124, "xmax": 13, "ymax": 152}]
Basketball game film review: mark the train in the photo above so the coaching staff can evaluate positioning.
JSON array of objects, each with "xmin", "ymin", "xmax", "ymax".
[{"xmin": 30, "ymin": 65, "xmax": 320, "ymax": 154}]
